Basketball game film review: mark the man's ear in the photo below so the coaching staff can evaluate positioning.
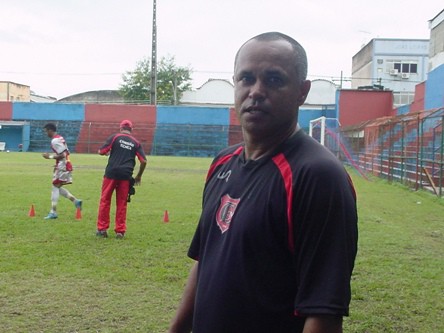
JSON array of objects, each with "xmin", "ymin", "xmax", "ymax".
[{"xmin": 298, "ymin": 80, "xmax": 311, "ymax": 106}]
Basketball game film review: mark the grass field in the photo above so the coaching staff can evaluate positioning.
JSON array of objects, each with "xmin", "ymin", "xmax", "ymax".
[{"xmin": 0, "ymin": 152, "xmax": 443, "ymax": 333}]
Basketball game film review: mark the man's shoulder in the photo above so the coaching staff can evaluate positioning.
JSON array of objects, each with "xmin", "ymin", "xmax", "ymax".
[
  {"xmin": 212, "ymin": 143, "xmax": 243, "ymax": 163},
  {"xmin": 118, "ymin": 133, "xmax": 141, "ymax": 145},
  {"xmin": 51, "ymin": 134, "xmax": 64, "ymax": 141},
  {"xmin": 51, "ymin": 135, "xmax": 66, "ymax": 147},
  {"xmin": 283, "ymin": 131, "xmax": 346, "ymax": 174}
]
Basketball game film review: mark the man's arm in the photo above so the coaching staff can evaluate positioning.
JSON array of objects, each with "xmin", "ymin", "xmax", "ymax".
[
  {"xmin": 134, "ymin": 160, "xmax": 147, "ymax": 185},
  {"xmin": 42, "ymin": 152, "xmax": 63, "ymax": 161},
  {"xmin": 302, "ymin": 315, "xmax": 343, "ymax": 333},
  {"xmin": 168, "ymin": 262, "xmax": 198, "ymax": 333}
]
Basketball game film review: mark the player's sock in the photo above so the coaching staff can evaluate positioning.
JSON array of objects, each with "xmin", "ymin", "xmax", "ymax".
[
  {"xmin": 51, "ymin": 186, "xmax": 60, "ymax": 213},
  {"xmin": 59, "ymin": 187, "xmax": 74, "ymax": 200}
]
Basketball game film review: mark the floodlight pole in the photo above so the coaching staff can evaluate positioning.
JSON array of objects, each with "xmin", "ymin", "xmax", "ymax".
[{"xmin": 150, "ymin": 0, "xmax": 157, "ymax": 105}]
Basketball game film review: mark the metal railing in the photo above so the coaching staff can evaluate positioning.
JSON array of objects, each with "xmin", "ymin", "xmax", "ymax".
[{"xmin": 341, "ymin": 108, "xmax": 444, "ymax": 196}]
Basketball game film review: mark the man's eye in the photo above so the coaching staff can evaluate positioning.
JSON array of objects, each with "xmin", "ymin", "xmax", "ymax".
[
  {"xmin": 267, "ymin": 76, "xmax": 284, "ymax": 86},
  {"xmin": 240, "ymin": 75, "xmax": 254, "ymax": 84}
]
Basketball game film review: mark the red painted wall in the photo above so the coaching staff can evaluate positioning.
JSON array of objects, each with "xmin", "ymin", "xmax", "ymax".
[
  {"xmin": 229, "ymin": 107, "xmax": 240, "ymax": 126},
  {"xmin": 76, "ymin": 104, "xmax": 157, "ymax": 153},
  {"xmin": 410, "ymin": 82, "xmax": 425, "ymax": 113},
  {"xmin": 84, "ymin": 104, "xmax": 156, "ymax": 124},
  {"xmin": 0, "ymin": 102, "xmax": 12, "ymax": 120},
  {"xmin": 338, "ymin": 90, "xmax": 393, "ymax": 127},
  {"xmin": 228, "ymin": 107, "xmax": 242, "ymax": 145}
]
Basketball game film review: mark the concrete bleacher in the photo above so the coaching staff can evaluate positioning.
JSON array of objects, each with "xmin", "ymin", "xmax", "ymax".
[
  {"xmin": 23, "ymin": 120, "xmax": 241, "ymax": 156},
  {"xmin": 153, "ymin": 124, "xmax": 229, "ymax": 157},
  {"xmin": 75, "ymin": 122, "xmax": 155, "ymax": 154},
  {"xmin": 28, "ymin": 120, "xmax": 82, "ymax": 152}
]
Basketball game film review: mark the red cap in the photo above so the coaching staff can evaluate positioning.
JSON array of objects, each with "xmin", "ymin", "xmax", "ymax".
[{"xmin": 120, "ymin": 119, "xmax": 133, "ymax": 129}]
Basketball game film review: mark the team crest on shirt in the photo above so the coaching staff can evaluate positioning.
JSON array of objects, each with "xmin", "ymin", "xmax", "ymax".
[{"xmin": 216, "ymin": 194, "xmax": 240, "ymax": 233}]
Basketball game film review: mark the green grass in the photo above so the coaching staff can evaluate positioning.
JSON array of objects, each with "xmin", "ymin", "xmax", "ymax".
[{"xmin": 0, "ymin": 152, "xmax": 443, "ymax": 332}]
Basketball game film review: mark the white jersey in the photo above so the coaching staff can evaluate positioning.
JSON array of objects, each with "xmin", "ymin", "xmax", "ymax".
[
  {"xmin": 51, "ymin": 135, "xmax": 68, "ymax": 156},
  {"xmin": 50, "ymin": 134, "xmax": 72, "ymax": 185}
]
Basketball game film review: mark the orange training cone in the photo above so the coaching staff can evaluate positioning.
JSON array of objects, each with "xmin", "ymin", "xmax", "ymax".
[
  {"xmin": 28, "ymin": 204, "xmax": 36, "ymax": 217},
  {"xmin": 75, "ymin": 207, "xmax": 82, "ymax": 220},
  {"xmin": 163, "ymin": 210, "xmax": 169, "ymax": 223}
]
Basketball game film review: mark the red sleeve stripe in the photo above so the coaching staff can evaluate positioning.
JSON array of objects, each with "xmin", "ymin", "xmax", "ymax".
[
  {"xmin": 272, "ymin": 153, "xmax": 295, "ymax": 254},
  {"xmin": 206, "ymin": 146, "xmax": 243, "ymax": 181},
  {"xmin": 99, "ymin": 134, "xmax": 118, "ymax": 154}
]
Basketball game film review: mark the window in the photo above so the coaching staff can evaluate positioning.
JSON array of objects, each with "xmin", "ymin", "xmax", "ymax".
[
  {"xmin": 402, "ymin": 63, "xmax": 410, "ymax": 73},
  {"xmin": 387, "ymin": 60, "xmax": 418, "ymax": 74},
  {"xmin": 393, "ymin": 92, "xmax": 414, "ymax": 106}
]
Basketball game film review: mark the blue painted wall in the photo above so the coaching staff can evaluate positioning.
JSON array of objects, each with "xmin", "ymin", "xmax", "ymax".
[
  {"xmin": 22, "ymin": 123, "xmax": 30, "ymax": 151},
  {"xmin": 299, "ymin": 107, "xmax": 336, "ymax": 130},
  {"xmin": 397, "ymin": 104, "xmax": 411, "ymax": 115},
  {"xmin": 153, "ymin": 124, "xmax": 228, "ymax": 157},
  {"xmin": 28, "ymin": 120, "xmax": 83, "ymax": 152},
  {"xmin": 156, "ymin": 106, "xmax": 229, "ymax": 125},
  {"xmin": 425, "ymin": 64, "xmax": 444, "ymax": 110},
  {"xmin": 12, "ymin": 102, "xmax": 85, "ymax": 121},
  {"xmin": 153, "ymin": 106, "xmax": 230, "ymax": 156},
  {"xmin": 0, "ymin": 125, "xmax": 22, "ymax": 151}
]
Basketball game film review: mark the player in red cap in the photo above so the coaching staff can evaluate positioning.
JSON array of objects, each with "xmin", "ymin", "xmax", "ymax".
[{"xmin": 96, "ymin": 119, "xmax": 147, "ymax": 238}]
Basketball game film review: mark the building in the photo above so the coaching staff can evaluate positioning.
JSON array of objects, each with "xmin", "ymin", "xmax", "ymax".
[
  {"xmin": 428, "ymin": 9, "xmax": 444, "ymax": 72},
  {"xmin": 0, "ymin": 81, "xmax": 30, "ymax": 102},
  {"xmin": 425, "ymin": 9, "xmax": 444, "ymax": 110},
  {"xmin": 351, "ymin": 38, "xmax": 429, "ymax": 106},
  {"xmin": 30, "ymin": 92, "xmax": 57, "ymax": 103},
  {"xmin": 57, "ymin": 90, "xmax": 124, "ymax": 104},
  {"xmin": 299, "ymin": 79, "xmax": 338, "ymax": 130},
  {"xmin": 181, "ymin": 79, "xmax": 234, "ymax": 106}
]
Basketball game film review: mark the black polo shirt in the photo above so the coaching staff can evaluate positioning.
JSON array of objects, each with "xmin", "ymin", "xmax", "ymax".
[
  {"xmin": 188, "ymin": 129, "xmax": 358, "ymax": 333},
  {"xmin": 99, "ymin": 133, "xmax": 146, "ymax": 180}
]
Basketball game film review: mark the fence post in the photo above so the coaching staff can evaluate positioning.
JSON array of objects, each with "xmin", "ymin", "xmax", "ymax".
[
  {"xmin": 439, "ymin": 115, "xmax": 444, "ymax": 197},
  {"xmin": 87, "ymin": 122, "xmax": 91, "ymax": 154},
  {"xmin": 417, "ymin": 114, "xmax": 422, "ymax": 191}
]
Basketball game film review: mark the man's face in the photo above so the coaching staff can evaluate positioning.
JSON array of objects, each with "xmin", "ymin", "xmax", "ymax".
[
  {"xmin": 233, "ymin": 39, "xmax": 310, "ymax": 138},
  {"xmin": 44, "ymin": 128, "xmax": 54, "ymax": 138}
]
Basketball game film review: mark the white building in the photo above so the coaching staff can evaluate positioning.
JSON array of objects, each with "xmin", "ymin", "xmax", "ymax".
[
  {"xmin": 181, "ymin": 79, "xmax": 234, "ymax": 106},
  {"xmin": 305, "ymin": 79, "xmax": 337, "ymax": 105},
  {"xmin": 351, "ymin": 38, "xmax": 429, "ymax": 106}
]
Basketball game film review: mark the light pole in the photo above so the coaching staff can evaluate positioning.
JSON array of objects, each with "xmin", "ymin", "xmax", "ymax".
[{"xmin": 150, "ymin": 0, "xmax": 157, "ymax": 105}]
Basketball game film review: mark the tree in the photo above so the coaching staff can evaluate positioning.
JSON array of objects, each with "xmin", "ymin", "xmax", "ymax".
[{"xmin": 119, "ymin": 56, "xmax": 192, "ymax": 104}]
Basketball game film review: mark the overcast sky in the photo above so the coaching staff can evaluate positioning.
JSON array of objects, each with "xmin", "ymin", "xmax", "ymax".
[{"xmin": 0, "ymin": 0, "xmax": 442, "ymax": 99}]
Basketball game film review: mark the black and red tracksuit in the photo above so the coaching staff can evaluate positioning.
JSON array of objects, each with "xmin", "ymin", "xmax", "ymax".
[{"xmin": 97, "ymin": 132, "xmax": 146, "ymax": 234}]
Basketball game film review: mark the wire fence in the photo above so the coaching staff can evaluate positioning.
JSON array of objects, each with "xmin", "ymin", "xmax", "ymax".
[
  {"xmin": 340, "ymin": 108, "xmax": 444, "ymax": 196},
  {"xmin": 27, "ymin": 121, "xmax": 243, "ymax": 158},
  {"xmin": 22, "ymin": 111, "xmax": 444, "ymax": 196}
]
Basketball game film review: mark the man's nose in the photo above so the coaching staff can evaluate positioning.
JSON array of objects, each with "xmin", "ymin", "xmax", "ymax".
[{"xmin": 248, "ymin": 80, "xmax": 266, "ymax": 101}]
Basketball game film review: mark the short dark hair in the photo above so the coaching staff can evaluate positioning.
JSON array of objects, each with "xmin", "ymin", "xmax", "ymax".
[
  {"xmin": 44, "ymin": 123, "xmax": 57, "ymax": 132},
  {"xmin": 234, "ymin": 31, "xmax": 308, "ymax": 81}
]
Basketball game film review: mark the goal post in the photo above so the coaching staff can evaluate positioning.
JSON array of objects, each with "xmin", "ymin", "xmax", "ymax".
[
  {"xmin": 309, "ymin": 116, "xmax": 327, "ymax": 146},
  {"xmin": 309, "ymin": 116, "xmax": 340, "ymax": 146},
  {"xmin": 309, "ymin": 116, "xmax": 342, "ymax": 154},
  {"xmin": 309, "ymin": 116, "xmax": 368, "ymax": 179}
]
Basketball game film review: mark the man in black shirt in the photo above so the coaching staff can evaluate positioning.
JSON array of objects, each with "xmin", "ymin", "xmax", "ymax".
[
  {"xmin": 168, "ymin": 32, "xmax": 358, "ymax": 333},
  {"xmin": 96, "ymin": 120, "xmax": 147, "ymax": 239}
]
